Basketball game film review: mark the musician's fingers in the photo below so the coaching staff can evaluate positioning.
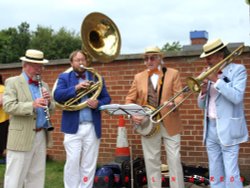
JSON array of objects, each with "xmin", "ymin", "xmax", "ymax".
[
  {"xmin": 132, "ymin": 115, "xmax": 144, "ymax": 125},
  {"xmin": 87, "ymin": 99, "xmax": 98, "ymax": 109},
  {"xmin": 33, "ymin": 98, "xmax": 47, "ymax": 108},
  {"xmin": 166, "ymin": 102, "xmax": 175, "ymax": 107}
]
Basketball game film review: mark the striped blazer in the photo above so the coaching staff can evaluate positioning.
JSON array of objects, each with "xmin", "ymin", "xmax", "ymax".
[{"xmin": 3, "ymin": 74, "xmax": 55, "ymax": 151}]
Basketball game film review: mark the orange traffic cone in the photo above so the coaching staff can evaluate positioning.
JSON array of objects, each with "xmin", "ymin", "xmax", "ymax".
[{"xmin": 115, "ymin": 116, "xmax": 130, "ymax": 163}]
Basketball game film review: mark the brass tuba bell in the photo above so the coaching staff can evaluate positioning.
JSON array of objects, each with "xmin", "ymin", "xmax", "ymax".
[
  {"xmin": 81, "ymin": 12, "xmax": 121, "ymax": 63},
  {"xmin": 53, "ymin": 12, "xmax": 121, "ymax": 111}
]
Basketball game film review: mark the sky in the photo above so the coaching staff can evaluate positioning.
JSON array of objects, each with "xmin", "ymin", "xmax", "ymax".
[{"xmin": 0, "ymin": 0, "xmax": 249, "ymax": 55}]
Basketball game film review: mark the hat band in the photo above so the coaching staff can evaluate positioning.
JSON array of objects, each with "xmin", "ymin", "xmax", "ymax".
[
  {"xmin": 25, "ymin": 55, "xmax": 44, "ymax": 61},
  {"xmin": 204, "ymin": 43, "xmax": 224, "ymax": 55}
]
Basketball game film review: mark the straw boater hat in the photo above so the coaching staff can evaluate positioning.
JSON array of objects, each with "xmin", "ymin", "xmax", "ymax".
[
  {"xmin": 200, "ymin": 38, "xmax": 228, "ymax": 58},
  {"xmin": 144, "ymin": 46, "xmax": 162, "ymax": 55},
  {"xmin": 20, "ymin": 49, "xmax": 49, "ymax": 64}
]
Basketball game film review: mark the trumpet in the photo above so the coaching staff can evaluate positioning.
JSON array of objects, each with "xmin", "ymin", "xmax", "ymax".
[{"xmin": 149, "ymin": 44, "xmax": 244, "ymax": 124}]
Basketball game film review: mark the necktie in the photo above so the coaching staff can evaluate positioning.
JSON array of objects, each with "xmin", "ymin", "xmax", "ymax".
[
  {"xmin": 28, "ymin": 78, "xmax": 39, "ymax": 86},
  {"xmin": 148, "ymin": 69, "xmax": 161, "ymax": 77}
]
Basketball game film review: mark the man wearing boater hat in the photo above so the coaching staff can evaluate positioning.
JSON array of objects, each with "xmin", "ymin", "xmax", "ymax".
[
  {"xmin": 197, "ymin": 39, "xmax": 248, "ymax": 188},
  {"xmin": 126, "ymin": 46, "xmax": 185, "ymax": 188},
  {"xmin": 3, "ymin": 49, "xmax": 55, "ymax": 188}
]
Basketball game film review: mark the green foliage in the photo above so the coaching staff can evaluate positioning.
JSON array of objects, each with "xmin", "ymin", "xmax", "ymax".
[
  {"xmin": 0, "ymin": 22, "xmax": 30, "ymax": 64},
  {"xmin": 161, "ymin": 41, "xmax": 182, "ymax": 52},
  {"xmin": 0, "ymin": 22, "xmax": 82, "ymax": 64}
]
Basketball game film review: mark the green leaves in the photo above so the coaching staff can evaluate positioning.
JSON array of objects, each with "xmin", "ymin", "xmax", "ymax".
[{"xmin": 0, "ymin": 22, "xmax": 82, "ymax": 64}]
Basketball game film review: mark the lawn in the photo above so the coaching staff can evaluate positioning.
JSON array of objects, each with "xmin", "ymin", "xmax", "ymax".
[{"xmin": 0, "ymin": 160, "xmax": 65, "ymax": 188}]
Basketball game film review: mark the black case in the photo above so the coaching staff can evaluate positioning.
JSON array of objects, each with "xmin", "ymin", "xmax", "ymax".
[{"xmin": 121, "ymin": 157, "xmax": 147, "ymax": 188}]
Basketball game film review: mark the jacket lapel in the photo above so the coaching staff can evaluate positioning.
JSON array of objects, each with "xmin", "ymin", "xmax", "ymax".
[
  {"xmin": 19, "ymin": 74, "xmax": 33, "ymax": 100},
  {"xmin": 141, "ymin": 71, "xmax": 149, "ymax": 104},
  {"xmin": 70, "ymin": 71, "xmax": 79, "ymax": 86}
]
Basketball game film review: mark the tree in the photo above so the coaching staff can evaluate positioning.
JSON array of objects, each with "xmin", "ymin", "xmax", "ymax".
[
  {"xmin": 0, "ymin": 23, "xmax": 82, "ymax": 63},
  {"xmin": 49, "ymin": 27, "xmax": 81, "ymax": 60},
  {"xmin": 161, "ymin": 41, "xmax": 182, "ymax": 52},
  {"xmin": 30, "ymin": 26, "xmax": 54, "ymax": 58},
  {"xmin": 0, "ymin": 22, "xmax": 30, "ymax": 63}
]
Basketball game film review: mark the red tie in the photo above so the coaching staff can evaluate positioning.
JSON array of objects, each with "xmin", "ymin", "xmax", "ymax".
[{"xmin": 28, "ymin": 78, "xmax": 39, "ymax": 86}]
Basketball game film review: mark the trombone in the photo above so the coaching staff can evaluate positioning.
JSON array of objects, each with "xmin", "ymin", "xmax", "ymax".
[{"xmin": 150, "ymin": 44, "xmax": 244, "ymax": 124}]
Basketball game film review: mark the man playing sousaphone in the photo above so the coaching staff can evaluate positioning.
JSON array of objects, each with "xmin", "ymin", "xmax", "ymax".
[
  {"xmin": 53, "ymin": 50, "xmax": 111, "ymax": 188},
  {"xmin": 125, "ymin": 46, "xmax": 185, "ymax": 188}
]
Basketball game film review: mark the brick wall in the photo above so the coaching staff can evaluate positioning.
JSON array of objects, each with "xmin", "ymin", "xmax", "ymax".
[{"xmin": 1, "ymin": 47, "xmax": 250, "ymax": 177}]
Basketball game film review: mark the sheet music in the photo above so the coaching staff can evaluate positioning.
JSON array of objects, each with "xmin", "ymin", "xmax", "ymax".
[{"xmin": 99, "ymin": 103, "xmax": 149, "ymax": 116}]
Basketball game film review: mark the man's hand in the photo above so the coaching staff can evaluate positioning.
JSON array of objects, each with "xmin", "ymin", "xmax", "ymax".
[
  {"xmin": 201, "ymin": 79, "xmax": 208, "ymax": 95},
  {"xmin": 33, "ymin": 98, "xmax": 47, "ymax": 109},
  {"xmin": 132, "ymin": 115, "xmax": 145, "ymax": 125},
  {"xmin": 75, "ymin": 81, "xmax": 91, "ymax": 91},
  {"xmin": 87, "ymin": 99, "xmax": 98, "ymax": 109}
]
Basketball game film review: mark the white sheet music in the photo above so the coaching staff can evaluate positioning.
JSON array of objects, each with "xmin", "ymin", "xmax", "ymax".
[{"xmin": 99, "ymin": 103, "xmax": 149, "ymax": 116}]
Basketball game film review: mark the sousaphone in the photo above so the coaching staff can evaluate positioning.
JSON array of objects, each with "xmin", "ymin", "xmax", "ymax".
[{"xmin": 53, "ymin": 12, "xmax": 121, "ymax": 111}]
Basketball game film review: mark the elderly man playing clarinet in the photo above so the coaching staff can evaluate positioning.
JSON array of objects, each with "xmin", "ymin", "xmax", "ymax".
[{"xmin": 3, "ymin": 49, "xmax": 55, "ymax": 188}]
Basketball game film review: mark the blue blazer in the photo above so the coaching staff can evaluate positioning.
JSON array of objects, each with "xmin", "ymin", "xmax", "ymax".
[
  {"xmin": 198, "ymin": 63, "xmax": 249, "ymax": 146},
  {"xmin": 54, "ymin": 70, "xmax": 111, "ymax": 138}
]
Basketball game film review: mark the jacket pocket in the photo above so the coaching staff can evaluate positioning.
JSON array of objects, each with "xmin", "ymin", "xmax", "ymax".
[
  {"xmin": 229, "ymin": 117, "xmax": 245, "ymax": 139},
  {"xmin": 9, "ymin": 117, "xmax": 25, "ymax": 130}
]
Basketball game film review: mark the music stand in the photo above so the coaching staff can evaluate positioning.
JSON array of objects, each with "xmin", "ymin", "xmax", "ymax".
[{"xmin": 99, "ymin": 103, "xmax": 148, "ymax": 116}]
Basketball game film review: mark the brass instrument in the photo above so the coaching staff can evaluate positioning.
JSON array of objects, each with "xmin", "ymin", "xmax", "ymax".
[
  {"xmin": 54, "ymin": 65, "xmax": 103, "ymax": 111},
  {"xmin": 187, "ymin": 44, "xmax": 244, "ymax": 92},
  {"xmin": 81, "ymin": 12, "xmax": 121, "ymax": 63},
  {"xmin": 53, "ymin": 12, "xmax": 121, "ymax": 111},
  {"xmin": 36, "ymin": 74, "xmax": 54, "ymax": 131},
  {"xmin": 149, "ymin": 44, "xmax": 244, "ymax": 124}
]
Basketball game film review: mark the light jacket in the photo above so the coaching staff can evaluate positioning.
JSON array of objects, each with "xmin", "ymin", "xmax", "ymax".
[
  {"xmin": 198, "ymin": 63, "xmax": 249, "ymax": 146},
  {"xmin": 3, "ymin": 74, "xmax": 55, "ymax": 151}
]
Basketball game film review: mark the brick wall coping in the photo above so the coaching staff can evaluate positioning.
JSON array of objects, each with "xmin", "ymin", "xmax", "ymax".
[{"xmin": 1, "ymin": 44, "xmax": 249, "ymax": 70}]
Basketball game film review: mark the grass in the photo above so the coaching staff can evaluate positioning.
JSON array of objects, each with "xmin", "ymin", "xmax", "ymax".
[
  {"xmin": 0, "ymin": 159, "xmax": 65, "ymax": 188},
  {"xmin": 0, "ymin": 160, "xmax": 249, "ymax": 188}
]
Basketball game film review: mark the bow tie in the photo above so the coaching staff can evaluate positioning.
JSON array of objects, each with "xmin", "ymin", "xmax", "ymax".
[
  {"xmin": 148, "ymin": 69, "xmax": 161, "ymax": 77},
  {"xmin": 217, "ymin": 70, "xmax": 223, "ymax": 75},
  {"xmin": 76, "ymin": 73, "xmax": 86, "ymax": 80},
  {"xmin": 28, "ymin": 78, "xmax": 39, "ymax": 86}
]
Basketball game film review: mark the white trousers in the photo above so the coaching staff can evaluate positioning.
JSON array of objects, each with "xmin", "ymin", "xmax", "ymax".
[
  {"xmin": 63, "ymin": 122, "xmax": 100, "ymax": 188},
  {"xmin": 4, "ymin": 130, "xmax": 46, "ymax": 188},
  {"xmin": 141, "ymin": 124, "xmax": 184, "ymax": 188}
]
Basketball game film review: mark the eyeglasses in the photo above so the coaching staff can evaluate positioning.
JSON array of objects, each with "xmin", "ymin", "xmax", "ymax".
[
  {"xmin": 144, "ymin": 55, "xmax": 160, "ymax": 62},
  {"xmin": 73, "ymin": 58, "xmax": 86, "ymax": 63}
]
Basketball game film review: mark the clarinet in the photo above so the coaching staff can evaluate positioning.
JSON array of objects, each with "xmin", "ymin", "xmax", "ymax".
[{"xmin": 36, "ymin": 74, "xmax": 54, "ymax": 131}]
